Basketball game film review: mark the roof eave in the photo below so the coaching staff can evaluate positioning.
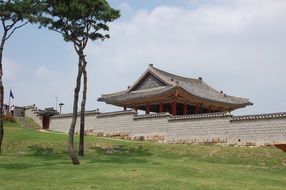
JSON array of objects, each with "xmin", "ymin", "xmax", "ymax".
[
  {"xmin": 98, "ymin": 86, "xmax": 176, "ymax": 106},
  {"xmin": 177, "ymin": 85, "xmax": 252, "ymax": 108}
]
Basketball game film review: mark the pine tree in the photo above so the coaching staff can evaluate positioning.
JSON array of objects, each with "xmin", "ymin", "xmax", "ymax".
[{"xmin": 38, "ymin": 0, "xmax": 120, "ymax": 164}]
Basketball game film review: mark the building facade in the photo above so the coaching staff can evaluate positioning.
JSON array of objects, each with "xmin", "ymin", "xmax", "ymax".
[{"xmin": 99, "ymin": 64, "xmax": 252, "ymax": 115}]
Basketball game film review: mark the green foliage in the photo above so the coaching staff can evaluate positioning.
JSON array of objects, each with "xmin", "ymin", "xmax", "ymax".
[
  {"xmin": 0, "ymin": 122, "xmax": 285, "ymax": 189},
  {"xmin": 35, "ymin": 0, "xmax": 120, "ymax": 162},
  {"xmin": 2, "ymin": 115, "xmax": 15, "ymax": 122},
  {"xmin": 0, "ymin": 0, "xmax": 41, "ymax": 34},
  {"xmin": 0, "ymin": 0, "xmax": 43, "ymax": 155},
  {"xmin": 38, "ymin": 0, "xmax": 120, "ymax": 48},
  {"xmin": 0, "ymin": 0, "xmax": 36, "ymax": 19}
]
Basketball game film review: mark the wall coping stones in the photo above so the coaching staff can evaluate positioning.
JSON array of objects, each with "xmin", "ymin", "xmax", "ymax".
[
  {"xmin": 97, "ymin": 110, "xmax": 136, "ymax": 118},
  {"xmin": 169, "ymin": 112, "xmax": 231, "ymax": 121},
  {"xmin": 231, "ymin": 112, "xmax": 286, "ymax": 121},
  {"xmin": 133, "ymin": 112, "xmax": 171, "ymax": 120},
  {"xmin": 24, "ymin": 105, "xmax": 37, "ymax": 112},
  {"xmin": 24, "ymin": 105, "xmax": 36, "ymax": 109},
  {"xmin": 52, "ymin": 110, "xmax": 100, "ymax": 118}
]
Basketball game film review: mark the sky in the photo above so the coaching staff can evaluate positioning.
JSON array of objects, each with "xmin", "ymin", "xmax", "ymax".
[{"xmin": 2, "ymin": 0, "xmax": 286, "ymax": 115}]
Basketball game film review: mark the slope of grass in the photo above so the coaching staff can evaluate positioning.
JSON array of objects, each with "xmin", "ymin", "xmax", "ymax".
[{"xmin": 0, "ymin": 122, "xmax": 285, "ymax": 190}]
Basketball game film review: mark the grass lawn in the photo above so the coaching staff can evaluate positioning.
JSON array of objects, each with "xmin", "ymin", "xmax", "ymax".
[{"xmin": 0, "ymin": 121, "xmax": 285, "ymax": 190}]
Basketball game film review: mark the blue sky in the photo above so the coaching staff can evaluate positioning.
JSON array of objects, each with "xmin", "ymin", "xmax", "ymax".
[{"xmin": 3, "ymin": 0, "xmax": 286, "ymax": 115}]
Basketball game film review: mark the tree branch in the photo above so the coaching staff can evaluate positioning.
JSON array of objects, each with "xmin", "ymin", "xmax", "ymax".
[
  {"xmin": 5, "ymin": 21, "xmax": 29, "ymax": 41},
  {"xmin": 1, "ymin": 20, "xmax": 6, "ymax": 32},
  {"xmin": 6, "ymin": 20, "xmax": 18, "ymax": 31},
  {"xmin": 81, "ymin": 23, "xmax": 91, "ymax": 49},
  {"xmin": 59, "ymin": 16, "xmax": 81, "ymax": 47},
  {"xmin": 49, "ymin": 28, "xmax": 65, "ymax": 36},
  {"xmin": 73, "ymin": 43, "xmax": 80, "ymax": 54}
]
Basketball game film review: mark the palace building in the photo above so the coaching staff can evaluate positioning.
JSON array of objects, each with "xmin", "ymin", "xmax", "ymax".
[
  {"xmin": 23, "ymin": 66, "xmax": 285, "ymax": 147},
  {"xmin": 98, "ymin": 64, "xmax": 252, "ymax": 115}
]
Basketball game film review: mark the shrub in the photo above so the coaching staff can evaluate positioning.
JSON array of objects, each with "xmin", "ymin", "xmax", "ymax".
[{"xmin": 2, "ymin": 114, "xmax": 16, "ymax": 122}]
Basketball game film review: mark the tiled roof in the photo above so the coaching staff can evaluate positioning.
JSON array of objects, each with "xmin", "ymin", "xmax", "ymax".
[
  {"xmin": 52, "ymin": 110, "xmax": 100, "ymax": 118},
  {"xmin": 98, "ymin": 65, "xmax": 252, "ymax": 108},
  {"xmin": 231, "ymin": 112, "xmax": 286, "ymax": 121},
  {"xmin": 169, "ymin": 112, "xmax": 231, "ymax": 121},
  {"xmin": 99, "ymin": 86, "xmax": 175, "ymax": 105}
]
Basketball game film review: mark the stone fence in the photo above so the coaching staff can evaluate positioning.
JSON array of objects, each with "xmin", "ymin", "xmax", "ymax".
[{"xmin": 47, "ymin": 110, "xmax": 286, "ymax": 146}]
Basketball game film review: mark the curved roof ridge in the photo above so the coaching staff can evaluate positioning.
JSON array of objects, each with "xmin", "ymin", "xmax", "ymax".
[
  {"xmin": 200, "ymin": 81, "xmax": 249, "ymax": 102},
  {"xmin": 99, "ymin": 90, "xmax": 127, "ymax": 99},
  {"xmin": 150, "ymin": 65, "xmax": 200, "ymax": 83},
  {"xmin": 128, "ymin": 64, "xmax": 200, "ymax": 92},
  {"xmin": 178, "ymin": 79, "xmax": 251, "ymax": 105},
  {"xmin": 203, "ymin": 82, "xmax": 250, "ymax": 105}
]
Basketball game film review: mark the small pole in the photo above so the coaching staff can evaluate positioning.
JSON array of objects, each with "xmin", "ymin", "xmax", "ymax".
[
  {"xmin": 55, "ymin": 96, "xmax": 58, "ymax": 111},
  {"xmin": 8, "ymin": 88, "xmax": 11, "ymax": 113}
]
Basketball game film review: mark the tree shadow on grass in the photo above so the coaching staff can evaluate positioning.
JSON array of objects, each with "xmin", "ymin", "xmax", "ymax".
[
  {"xmin": 26, "ymin": 144, "xmax": 70, "ymax": 164},
  {"xmin": 0, "ymin": 145, "xmax": 155, "ymax": 169},
  {"xmin": 0, "ymin": 145, "xmax": 70, "ymax": 170},
  {"xmin": 27, "ymin": 144, "xmax": 69, "ymax": 159},
  {"xmin": 0, "ymin": 163, "xmax": 35, "ymax": 169},
  {"xmin": 89, "ymin": 145, "xmax": 153, "ymax": 164},
  {"xmin": 28, "ymin": 144, "xmax": 54, "ymax": 156}
]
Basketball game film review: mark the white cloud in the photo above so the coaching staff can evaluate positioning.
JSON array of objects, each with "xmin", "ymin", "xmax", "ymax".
[
  {"xmin": 119, "ymin": 2, "xmax": 132, "ymax": 13},
  {"xmin": 4, "ymin": 0, "xmax": 286, "ymax": 115},
  {"xmin": 34, "ymin": 65, "xmax": 59, "ymax": 79},
  {"xmin": 86, "ymin": 0, "xmax": 286, "ymax": 114},
  {"xmin": 3, "ymin": 58, "xmax": 21, "ymax": 81},
  {"xmin": 35, "ymin": 65, "xmax": 49, "ymax": 78},
  {"xmin": 118, "ymin": 2, "xmax": 134, "ymax": 19}
]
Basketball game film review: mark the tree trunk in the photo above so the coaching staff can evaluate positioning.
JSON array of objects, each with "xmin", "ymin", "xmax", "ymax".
[
  {"xmin": 0, "ymin": 31, "xmax": 7, "ymax": 155},
  {"xmin": 68, "ymin": 56, "xmax": 83, "ymax": 164},
  {"xmin": 79, "ymin": 54, "xmax": 87, "ymax": 156}
]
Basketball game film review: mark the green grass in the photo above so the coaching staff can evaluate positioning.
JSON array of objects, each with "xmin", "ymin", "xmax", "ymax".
[
  {"xmin": 24, "ymin": 117, "xmax": 41, "ymax": 129},
  {"xmin": 0, "ymin": 122, "xmax": 285, "ymax": 190}
]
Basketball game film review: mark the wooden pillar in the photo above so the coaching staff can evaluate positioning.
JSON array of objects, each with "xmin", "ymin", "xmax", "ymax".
[
  {"xmin": 145, "ymin": 104, "xmax": 150, "ymax": 114},
  {"xmin": 171, "ymin": 100, "xmax": 177, "ymax": 116},
  {"xmin": 195, "ymin": 104, "xmax": 200, "ymax": 114},
  {"xmin": 183, "ymin": 102, "xmax": 188, "ymax": 115},
  {"xmin": 207, "ymin": 105, "xmax": 212, "ymax": 113},
  {"xmin": 159, "ymin": 101, "xmax": 163, "ymax": 113}
]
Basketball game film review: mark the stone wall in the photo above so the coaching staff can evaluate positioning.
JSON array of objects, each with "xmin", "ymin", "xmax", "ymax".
[
  {"xmin": 48, "ymin": 110, "xmax": 286, "ymax": 146},
  {"xmin": 93, "ymin": 110, "xmax": 135, "ymax": 136},
  {"xmin": 15, "ymin": 106, "xmax": 25, "ymax": 117},
  {"xmin": 50, "ymin": 111, "xmax": 99, "ymax": 134},
  {"xmin": 24, "ymin": 106, "xmax": 42, "ymax": 126},
  {"xmin": 165, "ymin": 113, "xmax": 231, "ymax": 144},
  {"xmin": 228, "ymin": 113, "xmax": 286, "ymax": 146}
]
